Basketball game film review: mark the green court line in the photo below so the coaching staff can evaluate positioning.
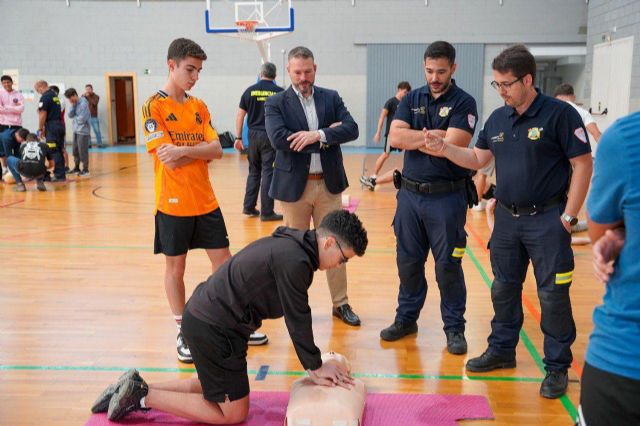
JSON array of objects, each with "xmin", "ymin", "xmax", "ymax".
[
  {"xmin": 465, "ymin": 246, "xmax": 578, "ymax": 421},
  {"xmin": 0, "ymin": 364, "xmax": 542, "ymax": 383}
]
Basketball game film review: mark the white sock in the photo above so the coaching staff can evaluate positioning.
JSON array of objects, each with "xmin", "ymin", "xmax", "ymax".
[{"xmin": 174, "ymin": 315, "xmax": 182, "ymax": 332}]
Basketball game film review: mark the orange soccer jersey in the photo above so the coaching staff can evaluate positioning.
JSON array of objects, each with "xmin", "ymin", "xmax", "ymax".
[{"xmin": 142, "ymin": 90, "xmax": 219, "ymax": 216}]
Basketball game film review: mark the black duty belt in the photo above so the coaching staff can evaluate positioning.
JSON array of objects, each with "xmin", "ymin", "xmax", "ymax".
[
  {"xmin": 401, "ymin": 176, "xmax": 466, "ymax": 194},
  {"xmin": 497, "ymin": 193, "xmax": 566, "ymax": 217}
]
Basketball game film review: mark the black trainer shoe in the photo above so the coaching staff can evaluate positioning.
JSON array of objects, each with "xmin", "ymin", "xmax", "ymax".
[
  {"xmin": 70, "ymin": 167, "xmax": 81, "ymax": 175},
  {"xmin": 359, "ymin": 175, "xmax": 376, "ymax": 191},
  {"xmin": 91, "ymin": 369, "xmax": 142, "ymax": 413},
  {"xmin": 332, "ymin": 304, "xmax": 361, "ymax": 326},
  {"xmin": 36, "ymin": 181, "xmax": 47, "ymax": 192},
  {"xmin": 248, "ymin": 332, "xmax": 269, "ymax": 346},
  {"xmin": 242, "ymin": 207, "xmax": 260, "ymax": 217},
  {"xmin": 107, "ymin": 375, "xmax": 149, "ymax": 421},
  {"xmin": 466, "ymin": 349, "xmax": 516, "ymax": 372},
  {"xmin": 260, "ymin": 212, "xmax": 283, "ymax": 222},
  {"xmin": 540, "ymin": 370, "xmax": 568, "ymax": 399},
  {"xmin": 380, "ymin": 321, "xmax": 418, "ymax": 341},
  {"xmin": 446, "ymin": 331, "xmax": 468, "ymax": 355},
  {"xmin": 177, "ymin": 332, "xmax": 193, "ymax": 363}
]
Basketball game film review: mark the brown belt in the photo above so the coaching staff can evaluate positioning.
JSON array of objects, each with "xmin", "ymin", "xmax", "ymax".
[{"xmin": 308, "ymin": 173, "xmax": 323, "ymax": 180}]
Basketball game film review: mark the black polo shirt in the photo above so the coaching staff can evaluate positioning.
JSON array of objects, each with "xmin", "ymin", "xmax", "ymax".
[
  {"xmin": 239, "ymin": 79, "xmax": 283, "ymax": 131},
  {"xmin": 383, "ymin": 96, "xmax": 400, "ymax": 137},
  {"xmin": 475, "ymin": 90, "xmax": 591, "ymax": 206},
  {"xmin": 38, "ymin": 89, "xmax": 62, "ymax": 123},
  {"xmin": 394, "ymin": 81, "xmax": 478, "ymax": 183}
]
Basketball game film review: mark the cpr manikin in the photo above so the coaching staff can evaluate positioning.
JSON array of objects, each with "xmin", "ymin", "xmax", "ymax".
[{"xmin": 286, "ymin": 352, "xmax": 367, "ymax": 426}]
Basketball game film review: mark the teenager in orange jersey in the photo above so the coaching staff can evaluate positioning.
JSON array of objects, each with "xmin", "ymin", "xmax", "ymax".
[{"xmin": 142, "ymin": 38, "xmax": 267, "ymax": 364}]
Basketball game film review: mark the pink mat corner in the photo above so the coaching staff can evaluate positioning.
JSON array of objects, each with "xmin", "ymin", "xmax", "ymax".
[
  {"xmin": 86, "ymin": 391, "xmax": 493, "ymax": 426},
  {"xmin": 342, "ymin": 197, "xmax": 360, "ymax": 214}
]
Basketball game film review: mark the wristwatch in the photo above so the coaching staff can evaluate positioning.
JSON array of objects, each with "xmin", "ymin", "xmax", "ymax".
[
  {"xmin": 561, "ymin": 213, "xmax": 578, "ymax": 226},
  {"xmin": 235, "ymin": 137, "xmax": 242, "ymax": 141}
]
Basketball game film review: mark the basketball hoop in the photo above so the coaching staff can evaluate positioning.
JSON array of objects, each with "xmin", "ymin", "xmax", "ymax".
[{"xmin": 236, "ymin": 20, "xmax": 259, "ymax": 32}]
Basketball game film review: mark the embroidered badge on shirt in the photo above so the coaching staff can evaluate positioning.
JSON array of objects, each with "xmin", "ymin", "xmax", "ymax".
[
  {"xmin": 145, "ymin": 131, "xmax": 164, "ymax": 142},
  {"xmin": 468, "ymin": 114, "xmax": 476, "ymax": 129},
  {"xmin": 439, "ymin": 106, "xmax": 451, "ymax": 117},
  {"xmin": 490, "ymin": 132, "xmax": 505, "ymax": 143},
  {"xmin": 411, "ymin": 106, "xmax": 426, "ymax": 115},
  {"xmin": 527, "ymin": 127, "xmax": 542, "ymax": 141},
  {"xmin": 574, "ymin": 127, "xmax": 587, "ymax": 144},
  {"xmin": 145, "ymin": 118, "xmax": 158, "ymax": 133}
]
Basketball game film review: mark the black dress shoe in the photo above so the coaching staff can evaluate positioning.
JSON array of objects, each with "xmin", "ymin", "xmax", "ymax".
[
  {"xmin": 540, "ymin": 370, "xmax": 568, "ymax": 399},
  {"xmin": 466, "ymin": 349, "xmax": 516, "ymax": 372},
  {"xmin": 260, "ymin": 212, "xmax": 283, "ymax": 222},
  {"xmin": 242, "ymin": 208, "xmax": 260, "ymax": 217},
  {"xmin": 380, "ymin": 321, "xmax": 418, "ymax": 341},
  {"xmin": 332, "ymin": 304, "xmax": 361, "ymax": 326},
  {"xmin": 446, "ymin": 331, "xmax": 468, "ymax": 355}
]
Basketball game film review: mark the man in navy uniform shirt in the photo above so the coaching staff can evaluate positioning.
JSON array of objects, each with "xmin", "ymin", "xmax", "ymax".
[
  {"xmin": 424, "ymin": 44, "xmax": 592, "ymax": 399},
  {"xmin": 380, "ymin": 41, "xmax": 478, "ymax": 358},
  {"xmin": 34, "ymin": 80, "xmax": 66, "ymax": 181}
]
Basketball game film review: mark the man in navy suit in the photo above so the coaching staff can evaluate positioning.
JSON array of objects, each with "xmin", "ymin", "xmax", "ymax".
[{"xmin": 265, "ymin": 46, "xmax": 361, "ymax": 326}]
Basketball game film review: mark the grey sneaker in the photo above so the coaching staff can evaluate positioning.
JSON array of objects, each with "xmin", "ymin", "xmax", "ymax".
[
  {"xmin": 13, "ymin": 182, "xmax": 26, "ymax": 192},
  {"xmin": 107, "ymin": 375, "xmax": 149, "ymax": 421},
  {"xmin": 359, "ymin": 175, "xmax": 376, "ymax": 191},
  {"xmin": 36, "ymin": 181, "xmax": 47, "ymax": 192},
  {"xmin": 78, "ymin": 170, "xmax": 90, "ymax": 177},
  {"xmin": 177, "ymin": 332, "xmax": 193, "ymax": 363},
  {"xmin": 91, "ymin": 369, "xmax": 142, "ymax": 413}
]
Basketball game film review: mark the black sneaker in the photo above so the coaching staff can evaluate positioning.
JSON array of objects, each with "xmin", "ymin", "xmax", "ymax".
[
  {"xmin": 380, "ymin": 321, "xmax": 418, "ymax": 341},
  {"xmin": 482, "ymin": 184, "xmax": 496, "ymax": 200},
  {"xmin": 466, "ymin": 349, "xmax": 516, "ymax": 372},
  {"xmin": 70, "ymin": 167, "xmax": 81, "ymax": 175},
  {"xmin": 79, "ymin": 170, "xmax": 91, "ymax": 177},
  {"xmin": 242, "ymin": 207, "xmax": 260, "ymax": 217},
  {"xmin": 260, "ymin": 213, "xmax": 283, "ymax": 222},
  {"xmin": 359, "ymin": 175, "xmax": 376, "ymax": 191},
  {"xmin": 36, "ymin": 181, "xmax": 47, "ymax": 192},
  {"xmin": 540, "ymin": 370, "xmax": 568, "ymax": 399},
  {"xmin": 248, "ymin": 332, "xmax": 269, "ymax": 346},
  {"xmin": 445, "ymin": 331, "xmax": 468, "ymax": 355},
  {"xmin": 107, "ymin": 375, "xmax": 149, "ymax": 421},
  {"xmin": 91, "ymin": 369, "xmax": 142, "ymax": 413},
  {"xmin": 177, "ymin": 332, "xmax": 193, "ymax": 363}
]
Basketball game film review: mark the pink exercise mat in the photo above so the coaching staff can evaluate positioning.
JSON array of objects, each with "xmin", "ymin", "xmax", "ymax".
[
  {"xmin": 342, "ymin": 197, "xmax": 359, "ymax": 214},
  {"xmin": 85, "ymin": 391, "xmax": 493, "ymax": 426}
]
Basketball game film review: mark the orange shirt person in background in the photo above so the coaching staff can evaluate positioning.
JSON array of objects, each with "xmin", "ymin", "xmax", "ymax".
[{"xmin": 142, "ymin": 38, "xmax": 231, "ymax": 364}]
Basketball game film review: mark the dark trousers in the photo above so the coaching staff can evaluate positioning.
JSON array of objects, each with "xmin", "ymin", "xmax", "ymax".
[
  {"xmin": 243, "ymin": 129, "xmax": 276, "ymax": 216},
  {"xmin": 393, "ymin": 188, "xmax": 468, "ymax": 332},
  {"xmin": 488, "ymin": 204, "xmax": 576, "ymax": 371},
  {"xmin": 45, "ymin": 121, "xmax": 66, "ymax": 180},
  {"xmin": 0, "ymin": 128, "xmax": 20, "ymax": 158},
  {"xmin": 578, "ymin": 362, "xmax": 640, "ymax": 425}
]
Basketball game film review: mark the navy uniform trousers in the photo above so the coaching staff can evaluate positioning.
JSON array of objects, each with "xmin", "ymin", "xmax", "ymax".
[
  {"xmin": 488, "ymin": 204, "xmax": 576, "ymax": 372},
  {"xmin": 243, "ymin": 129, "xmax": 276, "ymax": 216},
  {"xmin": 45, "ymin": 120, "xmax": 66, "ymax": 180},
  {"xmin": 393, "ymin": 187, "xmax": 468, "ymax": 332}
]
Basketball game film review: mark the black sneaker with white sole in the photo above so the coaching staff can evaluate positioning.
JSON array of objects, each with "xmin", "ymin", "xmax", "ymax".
[
  {"xmin": 107, "ymin": 375, "xmax": 149, "ymax": 421},
  {"xmin": 177, "ymin": 332, "xmax": 193, "ymax": 363},
  {"xmin": 91, "ymin": 369, "xmax": 142, "ymax": 413},
  {"xmin": 248, "ymin": 332, "xmax": 269, "ymax": 346},
  {"xmin": 359, "ymin": 175, "xmax": 376, "ymax": 191}
]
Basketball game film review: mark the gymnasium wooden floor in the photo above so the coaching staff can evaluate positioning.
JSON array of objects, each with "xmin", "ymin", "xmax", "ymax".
[{"xmin": 0, "ymin": 148, "xmax": 600, "ymax": 425}]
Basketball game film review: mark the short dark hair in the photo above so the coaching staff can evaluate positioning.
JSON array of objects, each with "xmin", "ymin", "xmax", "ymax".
[
  {"xmin": 64, "ymin": 88, "xmax": 78, "ymax": 98},
  {"xmin": 424, "ymin": 41, "xmax": 456, "ymax": 64},
  {"xmin": 492, "ymin": 44, "xmax": 537, "ymax": 84},
  {"xmin": 167, "ymin": 38, "xmax": 207, "ymax": 63},
  {"xmin": 318, "ymin": 210, "xmax": 368, "ymax": 257},
  {"xmin": 85, "ymin": 84, "xmax": 93, "ymax": 89},
  {"xmin": 26, "ymin": 133, "xmax": 38, "ymax": 142},
  {"xmin": 1, "ymin": 75, "xmax": 13, "ymax": 83},
  {"xmin": 554, "ymin": 83, "xmax": 574, "ymax": 97},
  {"xmin": 288, "ymin": 46, "xmax": 314, "ymax": 61},
  {"xmin": 397, "ymin": 81, "xmax": 411, "ymax": 91},
  {"xmin": 261, "ymin": 62, "xmax": 277, "ymax": 79},
  {"xmin": 16, "ymin": 128, "xmax": 29, "ymax": 141},
  {"xmin": 50, "ymin": 85, "xmax": 59, "ymax": 95}
]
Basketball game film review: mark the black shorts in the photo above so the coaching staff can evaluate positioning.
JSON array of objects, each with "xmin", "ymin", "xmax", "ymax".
[
  {"xmin": 578, "ymin": 362, "xmax": 640, "ymax": 425},
  {"xmin": 383, "ymin": 136, "xmax": 401, "ymax": 153},
  {"xmin": 182, "ymin": 306, "xmax": 249, "ymax": 403},
  {"xmin": 154, "ymin": 208, "xmax": 229, "ymax": 256}
]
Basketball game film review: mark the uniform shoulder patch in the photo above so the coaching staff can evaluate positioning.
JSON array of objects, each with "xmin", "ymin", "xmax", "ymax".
[
  {"xmin": 145, "ymin": 118, "xmax": 158, "ymax": 133},
  {"xmin": 468, "ymin": 114, "xmax": 476, "ymax": 129},
  {"xmin": 574, "ymin": 127, "xmax": 587, "ymax": 144}
]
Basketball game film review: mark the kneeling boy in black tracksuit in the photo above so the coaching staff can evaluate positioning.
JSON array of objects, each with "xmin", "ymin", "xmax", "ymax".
[{"xmin": 93, "ymin": 209, "xmax": 368, "ymax": 424}]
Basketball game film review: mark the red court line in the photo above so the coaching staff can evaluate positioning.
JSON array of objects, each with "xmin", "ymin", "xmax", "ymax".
[
  {"xmin": 0, "ymin": 199, "xmax": 25, "ymax": 208},
  {"xmin": 465, "ymin": 221, "xmax": 584, "ymax": 378}
]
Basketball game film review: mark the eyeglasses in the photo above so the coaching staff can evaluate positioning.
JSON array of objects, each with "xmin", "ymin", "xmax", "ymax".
[
  {"xmin": 335, "ymin": 239, "xmax": 349, "ymax": 264},
  {"xmin": 490, "ymin": 76, "xmax": 523, "ymax": 91}
]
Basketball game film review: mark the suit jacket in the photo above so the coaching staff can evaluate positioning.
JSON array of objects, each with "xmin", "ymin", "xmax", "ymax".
[{"xmin": 265, "ymin": 86, "xmax": 359, "ymax": 202}]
